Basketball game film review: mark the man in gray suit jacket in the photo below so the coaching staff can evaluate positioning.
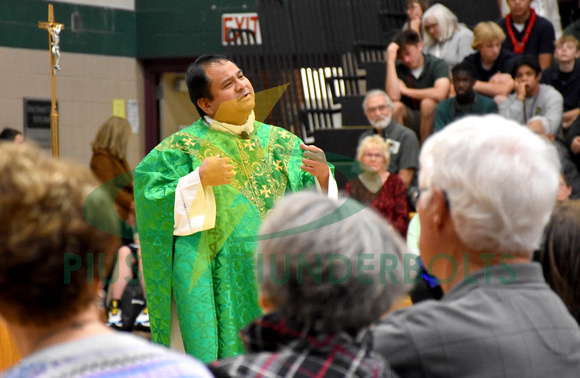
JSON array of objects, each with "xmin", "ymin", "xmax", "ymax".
[{"xmin": 373, "ymin": 114, "xmax": 580, "ymax": 377}]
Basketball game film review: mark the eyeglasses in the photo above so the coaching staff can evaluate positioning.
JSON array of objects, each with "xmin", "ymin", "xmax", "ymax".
[{"xmin": 366, "ymin": 104, "xmax": 390, "ymax": 113}]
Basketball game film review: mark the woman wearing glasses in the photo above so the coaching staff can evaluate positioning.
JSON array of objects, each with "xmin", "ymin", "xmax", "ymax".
[{"xmin": 346, "ymin": 135, "xmax": 410, "ymax": 237}]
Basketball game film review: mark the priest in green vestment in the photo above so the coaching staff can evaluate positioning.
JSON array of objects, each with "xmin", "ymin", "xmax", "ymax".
[{"xmin": 134, "ymin": 55, "xmax": 337, "ymax": 363}]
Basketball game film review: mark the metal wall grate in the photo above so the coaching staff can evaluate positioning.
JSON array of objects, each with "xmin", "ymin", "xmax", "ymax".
[{"xmin": 226, "ymin": 0, "xmax": 405, "ymax": 140}]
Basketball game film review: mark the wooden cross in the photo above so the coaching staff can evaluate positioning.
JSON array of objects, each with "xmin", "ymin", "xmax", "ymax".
[{"xmin": 39, "ymin": 4, "xmax": 64, "ymax": 158}]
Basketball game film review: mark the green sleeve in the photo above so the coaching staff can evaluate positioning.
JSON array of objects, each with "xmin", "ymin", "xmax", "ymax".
[{"xmin": 134, "ymin": 146, "xmax": 196, "ymax": 347}]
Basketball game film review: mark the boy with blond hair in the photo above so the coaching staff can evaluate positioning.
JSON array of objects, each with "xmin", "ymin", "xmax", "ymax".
[
  {"xmin": 463, "ymin": 21, "xmax": 516, "ymax": 103},
  {"xmin": 541, "ymin": 35, "xmax": 580, "ymax": 129}
]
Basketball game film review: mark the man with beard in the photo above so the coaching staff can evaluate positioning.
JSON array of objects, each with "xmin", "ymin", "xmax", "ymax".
[
  {"xmin": 434, "ymin": 61, "xmax": 498, "ymax": 132},
  {"xmin": 359, "ymin": 89, "xmax": 420, "ymax": 191}
]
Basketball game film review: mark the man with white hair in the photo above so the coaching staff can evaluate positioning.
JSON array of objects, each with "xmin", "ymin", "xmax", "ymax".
[
  {"xmin": 373, "ymin": 114, "xmax": 580, "ymax": 377},
  {"xmin": 527, "ymin": 115, "xmax": 580, "ymax": 199},
  {"xmin": 359, "ymin": 89, "xmax": 420, "ymax": 191}
]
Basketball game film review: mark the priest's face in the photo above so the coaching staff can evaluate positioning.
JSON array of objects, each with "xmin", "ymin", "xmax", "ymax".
[{"xmin": 201, "ymin": 60, "xmax": 255, "ymax": 124}]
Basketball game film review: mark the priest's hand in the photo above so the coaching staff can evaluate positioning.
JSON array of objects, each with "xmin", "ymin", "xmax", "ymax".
[
  {"xmin": 300, "ymin": 143, "xmax": 329, "ymax": 192},
  {"xmin": 200, "ymin": 154, "xmax": 234, "ymax": 188}
]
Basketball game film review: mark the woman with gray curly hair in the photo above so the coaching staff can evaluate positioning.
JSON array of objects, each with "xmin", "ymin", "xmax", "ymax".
[{"xmin": 209, "ymin": 191, "xmax": 410, "ymax": 377}]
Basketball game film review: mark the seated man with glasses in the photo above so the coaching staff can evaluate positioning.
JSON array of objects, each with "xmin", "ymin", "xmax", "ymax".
[
  {"xmin": 359, "ymin": 90, "xmax": 420, "ymax": 193},
  {"xmin": 373, "ymin": 114, "xmax": 580, "ymax": 377}
]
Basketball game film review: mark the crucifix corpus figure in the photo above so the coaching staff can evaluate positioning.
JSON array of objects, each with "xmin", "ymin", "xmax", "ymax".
[{"xmin": 39, "ymin": 3, "xmax": 64, "ymax": 158}]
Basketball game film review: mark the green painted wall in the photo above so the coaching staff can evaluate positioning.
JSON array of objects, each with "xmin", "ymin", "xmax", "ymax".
[
  {"xmin": 135, "ymin": 0, "xmax": 255, "ymax": 58},
  {"xmin": 0, "ymin": 0, "xmax": 253, "ymax": 58},
  {"xmin": 0, "ymin": 0, "xmax": 136, "ymax": 56}
]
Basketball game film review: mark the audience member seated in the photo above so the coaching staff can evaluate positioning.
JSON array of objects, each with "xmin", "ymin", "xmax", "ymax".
[
  {"xmin": 527, "ymin": 115, "xmax": 580, "ymax": 199},
  {"xmin": 497, "ymin": 0, "xmax": 556, "ymax": 69},
  {"xmin": 434, "ymin": 61, "xmax": 498, "ymax": 132},
  {"xmin": 536, "ymin": 200, "xmax": 580, "ymax": 325},
  {"xmin": 557, "ymin": 174, "xmax": 573, "ymax": 201},
  {"xmin": 463, "ymin": 21, "xmax": 516, "ymax": 103},
  {"xmin": 89, "ymin": 116, "xmax": 148, "ymax": 331},
  {"xmin": 346, "ymin": 135, "xmax": 410, "ymax": 237},
  {"xmin": 540, "ymin": 35, "xmax": 580, "ymax": 131},
  {"xmin": 421, "ymin": 4, "xmax": 474, "ymax": 70},
  {"xmin": 0, "ymin": 128, "xmax": 24, "ymax": 144},
  {"xmin": 498, "ymin": 0, "xmax": 563, "ymax": 38},
  {"xmin": 403, "ymin": 0, "xmax": 433, "ymax": 36},
  {"xmin": 499, "ymin": 54, "xmax": 563, "ymax": 137},
  {"xmin": 373, "ymin": 114, "xmax": 580, "ymax": 377},
  {"xmin": 0, "ymin": 143, "xmax": 212, "ymax": 377},
  {"xmin": 209, "ymin": 191, "xmax": 408, "ymax": 377},
  {"xmin": 386, "ymin": 30, "xmax": 451, "ymax": 143},
  {"xmin": 359, "ymin": 90, "xmax": 420, "ymax": 192}
]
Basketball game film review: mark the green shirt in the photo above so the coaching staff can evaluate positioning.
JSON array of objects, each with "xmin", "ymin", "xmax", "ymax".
[
  {"xmin": 396, "ymin": 54, "xmax": 450, "ymax": 110},
  {"xmin": 434, "ymin": 94, "xmax": 498, "ymax": 132}
]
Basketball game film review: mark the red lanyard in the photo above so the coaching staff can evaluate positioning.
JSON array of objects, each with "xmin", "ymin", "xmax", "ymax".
[
  {"xmin": 407, "ymin": 74, "xmax": 420, "ymax": 109},
  {"xmin": 506, "ymin": 8, "xmax": 537, "ymax": 55}
]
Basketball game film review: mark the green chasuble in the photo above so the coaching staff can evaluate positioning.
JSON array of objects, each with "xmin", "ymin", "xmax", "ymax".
[{"xmin": 134, "ymin": 118, "xmax": 327, "ymax": 363}]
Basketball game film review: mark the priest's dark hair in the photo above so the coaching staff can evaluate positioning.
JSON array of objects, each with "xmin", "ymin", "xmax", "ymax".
[{"xmin": 186, "ymin": 54, "xmax": 232, "ymax": 117}]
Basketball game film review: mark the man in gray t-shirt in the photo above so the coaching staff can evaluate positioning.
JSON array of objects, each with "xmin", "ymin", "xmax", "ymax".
[{"xmin": 359, "ymin": 89, "xmax": 420, "ymax": 190}]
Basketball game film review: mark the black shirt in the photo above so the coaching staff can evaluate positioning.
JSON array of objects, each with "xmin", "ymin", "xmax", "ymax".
[
  {"xmin": 463, "ymin": 49, "xmax": 517, "ymax": 82},
  {"xmin": 497, "ymin": 15, "xmax": 555, "ymax": 57},
  {"xmin": 541, "ymin": 62, "xmax": 580, "ymax": 111}
]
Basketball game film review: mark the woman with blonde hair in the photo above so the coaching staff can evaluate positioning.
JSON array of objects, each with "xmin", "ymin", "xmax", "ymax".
[
  {"xmin": 462, "ymin": 21, "xmax": 516, "ymax": 103},
  {"xmin": 90, "ymin": 116, "xmax": 147, "ymax": 332},
  {"xmin": 345, "ymin": 135, "xmax": 409, "ymax": 237},
  {"xmin": 90, "ymin": 116, "xmax": 134, "ymax": 225},
  {"xmin": 421, "ymin": 3, "xmax": 473, "ymax": 70}
]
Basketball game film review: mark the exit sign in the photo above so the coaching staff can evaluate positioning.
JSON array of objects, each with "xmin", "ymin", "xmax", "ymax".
[{"xmin": 222, "ymin": 12, "xmax": 262, "ymax": 46}]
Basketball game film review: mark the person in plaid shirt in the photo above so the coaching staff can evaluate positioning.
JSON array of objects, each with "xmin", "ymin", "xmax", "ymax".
[{"xmin": 209, "ymin": 191, "xmax": 409, "ymax": 377}]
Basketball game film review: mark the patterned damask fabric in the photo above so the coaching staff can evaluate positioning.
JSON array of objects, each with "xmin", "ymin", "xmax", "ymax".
[{"xmin": 134, "ymin": 119, "xmax": 318, "ymax": 363}]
